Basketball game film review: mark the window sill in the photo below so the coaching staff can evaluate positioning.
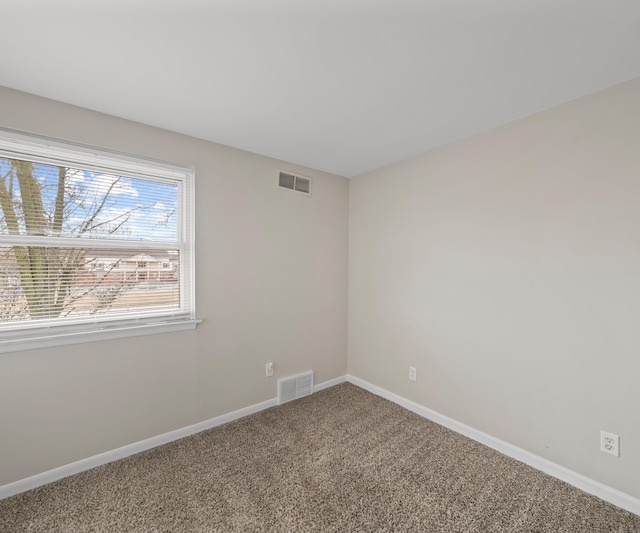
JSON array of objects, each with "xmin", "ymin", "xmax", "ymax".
[{"xmin": 0, "ymin": 318, "xmax": 201, "ymax": 354}]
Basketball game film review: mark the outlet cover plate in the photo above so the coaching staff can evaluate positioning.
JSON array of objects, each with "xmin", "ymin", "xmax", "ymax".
[{"xmin": 600, "ymin": 430, "xmax": 619, "ymax": 457}]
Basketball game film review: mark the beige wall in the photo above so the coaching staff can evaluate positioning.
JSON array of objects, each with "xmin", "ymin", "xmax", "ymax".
[
  {"xmin": 349, "ymin": 78, "xmax": 640, "ymax": 499},
  {"xmin": 0, "ymin": 87, "xmax": 349, "ymax": 485}
]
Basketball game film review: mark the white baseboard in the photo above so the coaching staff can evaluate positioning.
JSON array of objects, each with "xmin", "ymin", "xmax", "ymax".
[
  {"xmin": 4, "ymin": 373, "xmax": 638, "ymax": 518},
  {"xmin": 0, "ymin": 395, "xmax": 281, "ymax": 500},
  {"xmin": 314, "ymin": 374, "xmax": 347, "ymax": 392},
  {"xmin": 0, "ymin": 374, "xmax": 347, "ymax": 500},
  {"xmin": 346, "ymin": 374, "xmax": 640, "ymax": 517}
]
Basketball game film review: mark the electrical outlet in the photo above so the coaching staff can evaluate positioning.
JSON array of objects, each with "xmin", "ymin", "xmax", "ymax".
[
  {"xmin": 409, "ymin": 366, "xmax": 417, "ymax": 381},
  {"xmin": 600, "ymin": 430, "xmax": 619, "ymax": 457},
  {"xmin": 265, "ymin": 362, "xmax": 274, "ymax": 377}
]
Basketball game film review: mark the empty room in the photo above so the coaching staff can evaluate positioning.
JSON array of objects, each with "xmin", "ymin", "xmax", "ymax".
[{"xmin": 1, "ymin": 1, "xmax": 639, "ymax": 531}]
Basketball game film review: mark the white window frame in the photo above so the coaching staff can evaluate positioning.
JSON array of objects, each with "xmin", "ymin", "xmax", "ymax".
[{"xmin": 0, "ymin": 129, "xmax": 197, "ymax": 353}]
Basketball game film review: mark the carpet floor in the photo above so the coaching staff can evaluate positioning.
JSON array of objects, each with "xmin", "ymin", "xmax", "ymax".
[{"xmin": 1, "ymin": 382, "xmax": 639, "ymax": 532}]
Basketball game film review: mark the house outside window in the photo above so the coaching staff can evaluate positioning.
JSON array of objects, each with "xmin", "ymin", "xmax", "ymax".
[{"xmin": 0, "ymin": 129, "xmax": 196, "ymax": 352}]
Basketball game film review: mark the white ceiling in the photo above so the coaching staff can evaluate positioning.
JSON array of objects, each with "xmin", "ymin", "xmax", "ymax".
[{"xmin": 2, "ymin": 0, "xmax": 639, "ymax": 178}]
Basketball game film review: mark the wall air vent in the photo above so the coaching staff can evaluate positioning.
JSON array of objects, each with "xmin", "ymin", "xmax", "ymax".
[
  {"xmin": 279, "ymin": 171, "xmax": 312, "ymax": 196},
  {"xmin": 278, "ymin": 371, "xmax": 314, "ymax": 404}
]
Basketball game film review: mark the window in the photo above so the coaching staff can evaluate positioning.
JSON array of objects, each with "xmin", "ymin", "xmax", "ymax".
[{"xmin": 0, "ymin": 129, "xmax": 196, "ymax": 353}]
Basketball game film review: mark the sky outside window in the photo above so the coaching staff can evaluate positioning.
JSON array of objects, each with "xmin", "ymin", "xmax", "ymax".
[{"xmin": 0, "ymin": 158, "xmax": 178, "ymax": 242}]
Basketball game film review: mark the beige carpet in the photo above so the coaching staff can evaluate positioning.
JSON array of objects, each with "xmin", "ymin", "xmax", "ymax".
[{"xmin": 1, "ymin": 383, "xmax": 639, "ymax": 532}]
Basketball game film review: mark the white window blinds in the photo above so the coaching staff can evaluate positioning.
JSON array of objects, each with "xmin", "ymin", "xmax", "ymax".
[{"xmin": 0, "ymin": 129, "xmax": 195, "ymax": 350}]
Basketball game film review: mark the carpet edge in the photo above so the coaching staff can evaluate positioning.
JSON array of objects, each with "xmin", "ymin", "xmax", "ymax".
[
  {"xmin": 1, "ymin": 375, "xmax": 349, "ymax": 500},
  {"xmin": 345, "ymin": 374, "xmax": 640, "ymax": 517}
]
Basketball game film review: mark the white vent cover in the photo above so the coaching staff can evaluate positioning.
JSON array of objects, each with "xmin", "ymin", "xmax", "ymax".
[
  {"xmin": 279, "ymin": 171, "xmax": 311, "ymax": 195},
  {"xmin": 278, "ymin": 370, "xmax": 314, "ymax": 404}
]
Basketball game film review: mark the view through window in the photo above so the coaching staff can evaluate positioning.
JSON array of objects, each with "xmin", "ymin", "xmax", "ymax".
[{"xmin": 0, "ymin": 130, "xmax": 195, "ymax": 349}]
